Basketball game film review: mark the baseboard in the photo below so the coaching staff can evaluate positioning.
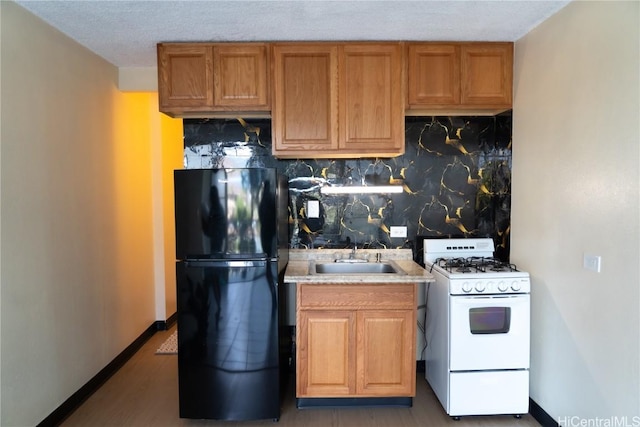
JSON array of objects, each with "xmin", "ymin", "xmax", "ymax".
[
  {"xmin": 530, "ymin": 398, "xmax": 558, "ymax": 427},
  {"xmin": 154, "ymin": 312, "xmax": 177, "ymax": 331},
  {"xmin": 36, "ymin": 314, "xmax": 177, "ymax": 427}
]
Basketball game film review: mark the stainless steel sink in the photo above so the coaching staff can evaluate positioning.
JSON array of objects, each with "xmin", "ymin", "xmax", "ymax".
[{"xmin": 311, "ymin": 261, "xmax": 406, "ymax": 275}]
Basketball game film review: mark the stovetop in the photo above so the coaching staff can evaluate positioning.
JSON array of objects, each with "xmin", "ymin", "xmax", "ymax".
[
  {"xmin": 423, "ymin": 237, "xmax": 530, "ymax": 294},
  {"xmin": 433, "ymin": 256, "xmax": 520, "ymax": 275}
]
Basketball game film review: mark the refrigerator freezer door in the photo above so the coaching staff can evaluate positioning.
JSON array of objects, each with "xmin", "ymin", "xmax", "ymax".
[{"xmin": 174, "ymin": 168, "xmax": 283, "ymax": 260}]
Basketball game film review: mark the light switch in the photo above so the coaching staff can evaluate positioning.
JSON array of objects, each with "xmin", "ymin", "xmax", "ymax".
[
  {"xmin": 307, "ymin": 200, "xmax": 320, "ymax": 218},
  {"xmin": 583, "ymin": 254, "xmax": 602, "ymax": 273}
]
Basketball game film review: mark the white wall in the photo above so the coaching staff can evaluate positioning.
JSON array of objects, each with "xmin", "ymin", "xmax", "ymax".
[
  {"xmin": 512, "ymin": 0, "xmax": 639, "ymax": 422},
  {"xmin": 0, "ymin": 3, "xmax": 177, "ymax": 425},
  {"xmin": 119, "ymin": 67, "xmax": 158, "ymax": 92}
]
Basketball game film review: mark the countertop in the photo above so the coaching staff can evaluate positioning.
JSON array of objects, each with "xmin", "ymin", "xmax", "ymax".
[{"xmin": 284, "ymin": 248, "xmax": 434, "ymax": 284}]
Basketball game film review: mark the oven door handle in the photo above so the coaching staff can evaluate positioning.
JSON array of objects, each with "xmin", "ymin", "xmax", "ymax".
[
  {"xmin": 456, "ymin": 295, "xmax": 524, "ymax": 300},
  {"xmin": 452, "ymin": 294, "xmax": 530, "ymax": 307}
]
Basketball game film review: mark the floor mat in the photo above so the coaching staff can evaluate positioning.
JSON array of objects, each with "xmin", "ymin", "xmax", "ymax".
[{"xmin": 155, "ymin": 330, "xmax": 177, "ymax": 355}]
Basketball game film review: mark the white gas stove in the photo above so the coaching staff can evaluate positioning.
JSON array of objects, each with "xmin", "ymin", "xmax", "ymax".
[
  {"xmin": 423, "ymin": 238, "xmax": 530, "ymax": 295},
  {"xmin": 423, "ymin": 238, "xmax": 531, "ymax": 419}
]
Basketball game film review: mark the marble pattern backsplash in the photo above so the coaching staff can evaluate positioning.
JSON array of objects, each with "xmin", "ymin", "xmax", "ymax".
[{"xmin": 183, "ymin": 114, "xmax": 512, "ymax": 261}]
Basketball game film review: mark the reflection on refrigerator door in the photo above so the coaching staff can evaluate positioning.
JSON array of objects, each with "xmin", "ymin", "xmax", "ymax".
[
  {"xmin": 173, "ymin": 168, "xmax": 289, "ymax": 421},
  {"xmin": 177, "ymin": 261, "xmax": 280, "ymax": 421}
]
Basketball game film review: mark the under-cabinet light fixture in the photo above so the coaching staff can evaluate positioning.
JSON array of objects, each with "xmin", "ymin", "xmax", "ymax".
[{"xmin": 321, "ymin": 185, "xmax": 404, "ymax": 195}]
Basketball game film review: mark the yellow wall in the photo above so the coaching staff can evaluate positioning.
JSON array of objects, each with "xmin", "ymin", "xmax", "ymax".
[
  {"xmin": 512, "ymin": 0, "xmax": 639, "ymax": 420},
  {"xmin": 161, "ymin": 113, "xmax": 183, "ymax": 318},
  {"xmin": 0, "ymin": 2, "xmax": 180, "ymax": 425}
]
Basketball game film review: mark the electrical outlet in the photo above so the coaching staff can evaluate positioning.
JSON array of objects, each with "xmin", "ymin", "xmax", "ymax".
[
  {"xmin": 583, "ymin": 254, "xmax": 602, "ymax": 273},
  {"xmin": 390, "ymin": 226, "xmax": 407, "ymax": 238}
]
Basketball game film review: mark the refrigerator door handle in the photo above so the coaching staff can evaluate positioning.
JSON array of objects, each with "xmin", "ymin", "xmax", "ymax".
[{"xmin": 184, "ymin": 259, "xmax": 268, "ymax": 268}]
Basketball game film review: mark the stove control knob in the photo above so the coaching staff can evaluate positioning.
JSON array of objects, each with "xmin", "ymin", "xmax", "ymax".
[
  {"xmin": 511, "ymin": 281, "xmax": 522, "ymax": 292},
  {"xmin": 498, "ymin": 281, "xmax": 508, "ymax": 292},
  {"xmin": 462, "ymin": 282, "xmax": 473, "ymax": 293},
  {"xmin": 475, "ymin": 281, "xmax": 486, "ymax": 292}
]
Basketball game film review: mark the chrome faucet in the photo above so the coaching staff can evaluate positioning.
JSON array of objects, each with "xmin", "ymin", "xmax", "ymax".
[{"xmin": 335, "ymin": 241, "xmax": 367, "ymax": 263}]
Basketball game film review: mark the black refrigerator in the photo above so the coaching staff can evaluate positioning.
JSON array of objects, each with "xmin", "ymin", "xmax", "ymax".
[{"xmin": 174, "ymin": 168, "xmax": 289, "ymax": 421}]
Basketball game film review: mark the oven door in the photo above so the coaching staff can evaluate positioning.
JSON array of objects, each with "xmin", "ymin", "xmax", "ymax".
[{"xmin": 449, "ymin": 294, "xmax": 530, "ymax": 371}]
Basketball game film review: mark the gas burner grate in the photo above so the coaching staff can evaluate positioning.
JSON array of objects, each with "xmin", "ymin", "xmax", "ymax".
[{"xmin": 434, "ymin": 257, "xmax": 519, "ymax": 274}]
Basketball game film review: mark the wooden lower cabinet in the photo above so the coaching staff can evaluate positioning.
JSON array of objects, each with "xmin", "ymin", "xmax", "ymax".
[
  {"xmin": 297, "ymin": 310, "xmax": 356, "ymax": 396},
  {"xmin": 296, "ymin": 283, "xmax": 416, "ymax": 398},
  {"xmin": 357, "ymin": 310, "xmax": 415, "ymax": 396}
]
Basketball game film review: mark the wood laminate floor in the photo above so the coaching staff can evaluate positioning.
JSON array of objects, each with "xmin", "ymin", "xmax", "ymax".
[{"xmin": 60, "ymin": 326, "xmax": 541, "ymax": 427}]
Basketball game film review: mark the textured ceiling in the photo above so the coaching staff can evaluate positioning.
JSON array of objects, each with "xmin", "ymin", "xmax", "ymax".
[{"xmin": 14, "ymin": 0, "xmax": 571, "ymax": 68}]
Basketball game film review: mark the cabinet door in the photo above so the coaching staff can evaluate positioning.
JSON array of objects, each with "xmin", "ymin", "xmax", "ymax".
[
  {"xmin": 357, "ymin": 310, "xmax": 416, "ymax": 396},
  {"xmin": 297, "ymin": 310, "xmax": 356, "ymax": 397},
  {"xmin": 272, "ymin": 44, "xmax": 339, "ymax": 156},
  {"xmin": 460, "ymin": 43, "xmax": 513, "ymax": 106},
  {"xmin": 157, "ymin": 44, "xmax": 213, "ymax": 111},
  {"xmin": 213, "ymin": 44, "xmax": 269, "ymax": 110},
  {"xmin": 407, "ymin": 44, "xmax": 460, "ymax": 106},
  {"xmin": 339, "ymin": 44, "xmax": 404, "ymax": 154}
]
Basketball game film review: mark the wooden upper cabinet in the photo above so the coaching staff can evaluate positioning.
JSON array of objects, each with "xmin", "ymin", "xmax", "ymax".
[
  {"xmin": 272, "ymin": 43, "xmax": 404, "ymax": 159},
  {"xmin": 271, "ymin": 44, "xmax": 339, "ymax": 155},
  {"xmin": 406, "ymin": 42, "xmax": 513, "ymax": 114},
  {"xmin": 158, "ymin": 44, "xmax": 213, "ymax": 112},
  {"xmin": 460, "ymin": 44, "xmax": 513, "ymax": 106},
  {"xmin": 339, "ymin": 44, "xmax": 404, "ymax": 155},
  {"xmin": 157, "ymin": 43, "xmax": 270, "ymax": 117},
  {"xmin": 213, "ymin": 44, "xmax": 269, "ymax": 110},
  {"xmin": 407, "ymin": 44, "xmax": 460, "ymax": 106}
]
